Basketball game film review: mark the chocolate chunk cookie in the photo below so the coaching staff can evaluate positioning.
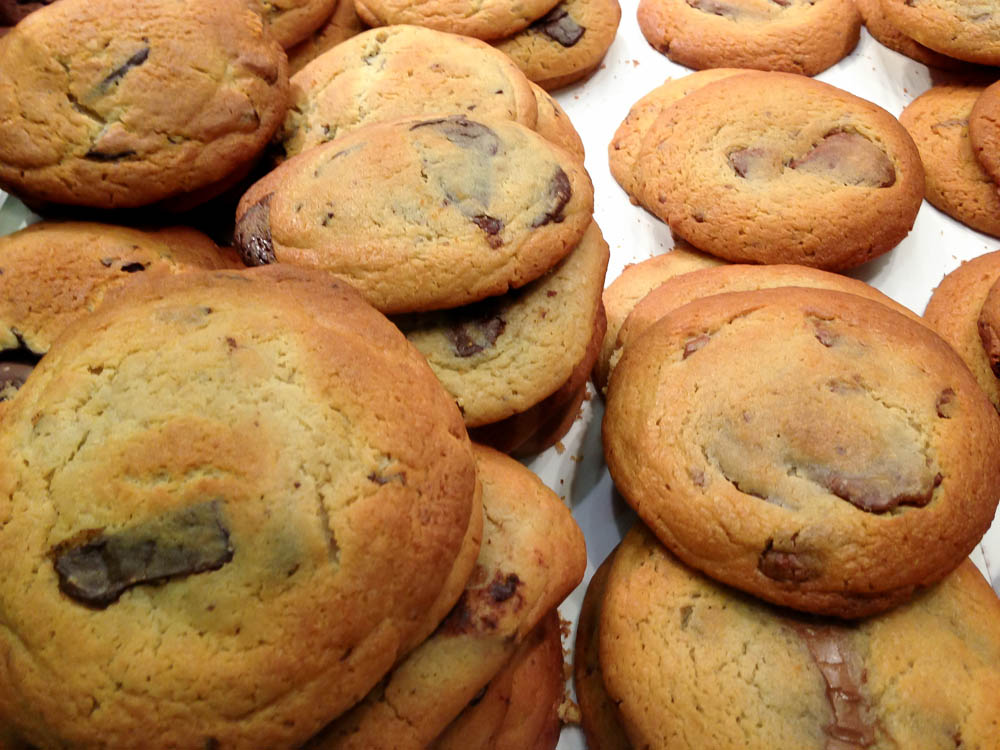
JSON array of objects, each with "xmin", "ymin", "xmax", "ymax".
[
  {"xmin": 969, "ymin": 79, "xmax": 1000, "ymax": 190},
  {"xmin": 279, "ymin": 25, "xmax": 539, "ymax": 159},
  {"xmin": 635, "ymin": 72, "xmax": 924, "ymax": 269},
  {"xmin": 900, "ymin": 85, "xmax": 1000, "ymax": 239},
  {"xmin": 354, "ymin": 0, "xmax": 562, "ymax": 40},
  {"xmin": 879, "ymin": 0, "xmax": 1000, "ymax": 66},
  {"xmin": 854, "ymin": 0, "xmax": 979, "ymax": 70},
  {"xmin": 304, "ymin": 444, "xmax": 586, "ymax": 750},
  {"xmin": 286, "ymin": 0, "xmax": 366, "ymax": 74},
  {"xmin": 0, "ymin": 266, "xmax": 480, "ymax": 748},
  {"xmin": 601, "ymin": 523, "xmax": 1000, "ymax": 749},
  {"xmin": 492, "ymin": 0, "xmax": 622, "ymax": 91},
  {"xmin": 531, "ymin": 82, "xmax": 585, "ymax": 161},
  {"xmin": 395, "ymin": 221, "xmax": 608, "ymax": 428},
  {"xmin": 0, "ymin": 0, "xmax": 289, "ymax": 209},
  {"xmin": 246, "ymin": 0, "xmax": 338, "ymax": 48},
  {"xmin": 603, "ymin": 287, "xmax": 1000, "ymax": 618},
  {"xmin": 237, "ymin": 115, "xmax": 594, "ymax": 314},
  {"xmin": 637, "ymin": 0, "xmax": 861, "ymax": 75}
]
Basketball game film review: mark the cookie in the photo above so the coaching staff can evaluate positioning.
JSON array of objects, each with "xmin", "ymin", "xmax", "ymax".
[
  {"xmin": 432, "ymin": 610, "xmax": 565, "ymax": 750},
  {"xmin": 531, "ymin": 82, "xmax": 585, "ymax": 161},
  {"xmin": 636, "ymin": 0, "xmax": 861, "ymax": 75},
  {"xmin": 0, "ymin": 0, "xmax": 54, "ymax": 25},
  {"xmin": 279, "ymin": 25, "xmax": 539, "ymax": 159},
  {"xmin": 610, "ymin": 263, "xmax": 924, "ymax": 379},
  {"xmin": 237, "ymin": 114, "xmax": 594, "ymax": 314},
  {"xmin": 0, "ymin": 0, "xmax": 289, "ymax": 209},
  {"xmin": 286, "ymin": 0, "xmax": 366, "ymax": 75},
  {"xmin": 492, "ymin": 0, "xmax": 621, "ymax": 91},
  {"xmin": 0, "ymin": 265, "xmax": 481, "ymax": 749},
  {"xmin": 573, "ymin": 551, "xmax": 632, "ymax": 750},
  {"xmin": 923, "ymin": 250, "xmax": 1000, "ymax": 411},
  {"xmin": 304, "ymin": 444, "xmax": 586, "ymax": 750},
  {"xmin": 854, "ymin": 0, "xmax": 977, "ymax": 71},
  {"xmin": 969, "ymin": 79, "xmax": 1000, "ymax": 189},
  {"xmin": 0, "ymin": 221, "xmax": 238, "ymax": 360},
  {"xmin": 635, "ymin": 71, "xmax": 924, "ymax": 270},
  {"xmin": 603, "ymin": 286, "xmax": 1000, "ymax": 618},
  {"xmin": 396, "ymin": 220, "xmax": 608, "ymax": 428},
  {"xmin": 354, "ymin": 0, "xmax": 561, "ymax": 40},
  {"xmin": 879, "ymin": 0, "xmax": 1000, "ymax": 66},
  {"xmin": 246, "ymin": 0, "xmax": 338, "ymax": 48},
  {"xmin": 900, "ymin": 85, "xmax": 1000, "ymax": 238},
  {"xmin": 609, "ymin": 69, "xmax": 749, "ymax": 205},
  {"xmin": 469, "ymin": 300, "xmax": 605, "ymax": 456},
  {"xmin": 601, "ymin": 523, "xmax": 1000, "ymax": 749},
  {"xmin": 595, "ymin": 241, "xmax": 723, "ymax": 394}
]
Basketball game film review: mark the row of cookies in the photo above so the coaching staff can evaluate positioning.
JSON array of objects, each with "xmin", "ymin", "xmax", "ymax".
[
  {"xmin": 0, "ymin": 259, "xmax": 587, "ymax": 748},
  {"xmin": 579, "ymin": 250, "xmax": 1000, "ymax": 745}
]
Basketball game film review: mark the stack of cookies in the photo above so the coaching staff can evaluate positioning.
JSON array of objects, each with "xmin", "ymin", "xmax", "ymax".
[{"xmin": 581, "ymin": 282, "xmax": 1000, "ymax": 746}]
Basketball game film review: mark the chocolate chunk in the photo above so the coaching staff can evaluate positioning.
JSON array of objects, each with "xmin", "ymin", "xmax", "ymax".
[
  {"xmin": 805, "ymin": 464, "xmax": 939, "ymax": 513},
  {"xmin": 410, "ymin": 115, "xmax": 501, "ymax": 156},
  {"xmin": 534, "ymin": 4, "xmax": 585, "ymax": 47},
  {"xmin": 84, "ymin": 150, "xmax": 137, "ymax": 162},
  {"xmin": 367, "ymin": 470, "xmax": 406, "ymax": 485},
  {"xmin": 936, "ymin": 388, "xmax": 956, "ymax": 419},
  {"xmin": 447, "ymin": 313, "xmax": 507, "ymax": 357},
  {"xmin": 0, "ymin": 361, "xmax": 34, "ymax": 400},
  {"xmin": 51, "ymin": 500, "xmax": 234, "ymax": 608},
  {"xmin": 435, "ymin": 569, "xmax": 525, "ymax": 636},
  {"xmin": 488, "ymin": 573, "xmax": 520, "ymax": 603},
  {"xmin": 789, "ymin": 131, "xmax": 896, "ymax": 188},
  {"xmin": 120, "ymin": 262, "xmax": 146, "ymax": 273},
  {"xmin": 758, "ymin": 542, "xmax": 817, "ymax": 583},
  {"xmin": 472, "ymin": 213, "xmax": 504, "ymax": 247},
  {"xmin": 683, "ymin": 333, "xmax": 711, "ymax": 359},
  {"xmin": 977, "ymin": 315, "xmax": 1000, "ymax": 378},
  {"xmin": 234, "ymin": 193, "xmax": 276, "ymax": 265},
  {"xmin": 686, "ymin": 0, "xmax": 741, "ymax": 17},
  {"xmin": 790, "ymin": 623, "xmax": 876, "ymax": 748},
  {"xmin": 728, "ymin": 147, "xmax": 782, "ymax": 180},
  {"xmin": 99, "ymin": 46, "xmax": 151, "ymax": 92},
  {"xmin": 814, "ymin": 325, "xmax": 837, "ymax": 347},
  {"xmin": 530, "ymin": 168, "xmax": 572, "ymax": 227}
]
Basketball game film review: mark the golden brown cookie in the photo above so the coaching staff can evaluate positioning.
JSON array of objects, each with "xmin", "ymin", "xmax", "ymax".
[
  {"xmin": 601, "ymin": 523, "xmax": 1000, "ymax": 749},
  {"xmin": 492, "ymin": 0, "xmax": 621, "ymax": 91},
  {"xmin": 286, "ymin": 0, "xmax": 367, "ymax": 74},
  {"xmin": 237, "ymin": 115, "xmax": 594, "ymax": 314},
  {"xmin": 608, "ymin": 69, "xmax": 749, "ymax": 205},
  {"xmin": 246, "ymin": 0, "xmax": 338, "ymax": 48},
  {"xmin": 595, "ymin": 241, "xmax": 723, "ymax": 394},
  {"xmin": 969, "ymin": 79, "xmax": 1000, "ymax": 189},
  {"xmin": 637, "ymin": 0, "xmax": 861, "ymax": 75},
  {"xmin": 0, "ymin": 265, "xmax": 480, "ymax": 748},
  {"xmin": 531, "ymin": 82, "xmax": 585, "ymax": 161},
  {"xmin": 924, "ymin": 250, "xmax": 1000, "ymax": 411},
  {"xmin": 279, "ymin": 25, "xmax": 539, "ymax": 158},
  {"xmin": 635, "ymin": 72, "xmax": 924, "ymax": 270},
  {"xmin": 603, "ymin": 287, "xmax": 1000, "ymax": 618},
  {"xmin": 0, "ymin": 0, "xmax": 289, "ymax": 209},
  {"xmin": 900, "ymin": 85, "xmax": 1000, "ymax": 238},
  {"xmin": 304, "ymin": 444, "xmax": 586, "ymax": 750},
  {"xmin": 854, "ymin": 0, "xmax": 977, "ymax": 70},
  {"xmin": 354, "ymin": 0, "xmax": 562, "ymax": 40},
  {"xmin": 879, "ymin": 0, "xmax": 1000, "ymax": 66}
]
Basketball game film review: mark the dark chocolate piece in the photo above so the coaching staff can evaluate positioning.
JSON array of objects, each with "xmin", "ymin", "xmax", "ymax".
[
  {"xmin": 99, "ymin": 46, "xmax": 151, "ymax": 92},
  {"xmin": 488, "ymin": 573, "xmax": 520, "ymax": 603},
  {"xmin": 84, "ymin": 149, "xmax": 137, "ymax": 162},
  {"xmin": 435, "ymin": 569, "xmax": 525, "ymax": 636},
  {"xmin": 535, "ymin": 4, "xmax": 585, "ymax": 47},
  {"xmin": 758, "ymin": 545, "xmax": 817, "ymax": 582},
  {"xmin": 530, "ymin": 168, "xmax": 572, "ymax": 227},
  {"xmin": 686, "ymin": 0, "xmax": 741, "ymax": 18},
  {"xmin": 447, "ymin": 314, "xmax": 507, "ymax": 357},
  {"xmin": 51, "ymin": 500, "xmax": 234, "ymax": 608},
  {"xmin": 0, "ymin": 361, "xmax": 34, "ymax": 399},
  {"xmin": 805, "ymin": 464, "xmax": 939, "ymax": 513},
  {"xmin": 410, "ymin": 115, "xmax": 501, "ymax": 156},
  {"xmin": 234, "ymin": 193, "xmax": 276, "ymax": 265},
  {"xmin": 790, "ymin": 132, "xmax": 896, "ymax": 188}
]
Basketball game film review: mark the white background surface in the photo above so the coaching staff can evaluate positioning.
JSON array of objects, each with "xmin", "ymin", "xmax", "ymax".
[{"xmin": 1, "ymin": 6, "xmax": 999, "ymax": 746}]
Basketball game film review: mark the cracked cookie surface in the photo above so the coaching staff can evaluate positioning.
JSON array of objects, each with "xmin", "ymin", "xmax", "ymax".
[
  {"xmin": 637, "ymin": 0, "xmax": 861, "ymax": 74},
  {"xmin": 0, "ymin": 265, "xmax": 479, "ymax": 749},
  {"xmin": 0, "ymin": 0, "xmax": 289, "ymax": 209},
  {"xmin": 600, "ymin": 523, "xmax": 1000, "ymax": 749},
  {"xmin": 279, "ymin": 25, "xmax": 538, "ymax": 159},
  {"xmin": 634, "ymin": 72, "xmax": 923, "ymax": 270},
  {"xmin": 603, "ymin": 287, "xmax": 1000, "ymax": 617},
  {"xmin": 237, "ymin": 114, "xmax": 593, "ymax": 314}
]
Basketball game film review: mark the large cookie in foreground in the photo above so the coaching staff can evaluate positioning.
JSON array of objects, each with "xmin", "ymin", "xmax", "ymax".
[
  {"xmin": 279, "ymin": 26, "xmax": 539, "ymax": 159},
  {"xmin": 0, "ymin": 0, "xmax": 289, "ymax": 209},
  {"xmin": 603, "ymin": 287, "xmax": 1000, "ymax": 618},
  {"xmin": 635, "ymin": 72, "xmax": 924, "ymax": 270},
  {"xmin": 236, "ymin": 115, "xmax": 593, "ymax": 314},
  {"xmin": 0, "ymin": 266, "xmax": 480, "ymax": 749},
  {"xmin": 600, "ymin": 523, "xmax": 1000, "ymax": 749}
]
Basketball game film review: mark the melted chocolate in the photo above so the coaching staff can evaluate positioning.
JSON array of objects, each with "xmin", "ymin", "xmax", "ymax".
[
  {"xmin": 530, "ymin": 168, "xmax": 572, "ymax": 227},
  {"xmin": 534, "ymin": 4, "xmax": 585, "ymax": 47},
  {"xmin": 410, "ymin": 115, "xmax": 501, "ymax": 156}
]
